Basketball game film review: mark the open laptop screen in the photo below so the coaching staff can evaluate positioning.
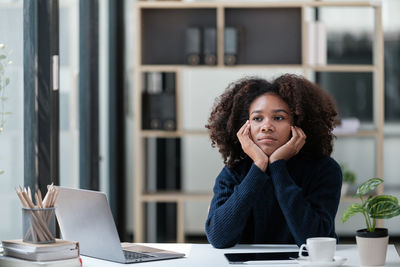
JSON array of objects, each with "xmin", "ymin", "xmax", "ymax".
[{"xmin": 54, "ymin": 187, "xmax": 185, "ymax": 264}]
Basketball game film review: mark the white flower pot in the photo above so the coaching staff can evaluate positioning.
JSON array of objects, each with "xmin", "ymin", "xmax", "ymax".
[{"xmin": 356, "ymin": 228, "xmax": 388, "ymax": 266}]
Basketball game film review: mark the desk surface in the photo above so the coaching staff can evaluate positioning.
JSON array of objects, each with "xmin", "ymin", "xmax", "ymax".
[{"xmin": 81, "ymin": 243, "xmax": 400, "ymax": 267}]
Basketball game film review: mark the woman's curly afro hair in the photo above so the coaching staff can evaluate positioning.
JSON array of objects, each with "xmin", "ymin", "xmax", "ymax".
[{"xmin": 205, "ymin": 74, "xmax": 338, "ymax": 168}]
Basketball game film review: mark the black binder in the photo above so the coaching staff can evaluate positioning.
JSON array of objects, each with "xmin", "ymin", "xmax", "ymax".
[
  {"xmin": 142, "ymin": 72, "xmax": 176, "ymax": 131},
  {"xmin": 224, "ymin": 27, "xmax": 238, "ymax": 65},
  {"xmin": 203, "ymin": 27, "xmax": 217, "ymax": 65},
  {"xmin": 185, "ymin": 27, "xmax": 201, "ymax": 65}
]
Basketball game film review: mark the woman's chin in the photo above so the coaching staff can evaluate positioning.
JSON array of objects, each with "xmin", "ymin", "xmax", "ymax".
[
  {"xmin": 261, "ymin": 148, "xmax": 275, "ymax": 157},
  {"xmin": 256, "ymin": 143, "xmax": 278, "ymax": 157}
]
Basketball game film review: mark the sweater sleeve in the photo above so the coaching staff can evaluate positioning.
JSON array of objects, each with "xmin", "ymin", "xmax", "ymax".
[
  {"xmin": 269, "ymin": 157, "xmax": 342, "ymax": 246},
  {"xmin": 205, "ymin": 163, "xmax": 268, "ymax": 248}
]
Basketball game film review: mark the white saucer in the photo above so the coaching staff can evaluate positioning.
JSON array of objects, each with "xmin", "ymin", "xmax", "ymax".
[{"xmin": 296, "ymin": 256, "xmax": 347, "ymax": 267}]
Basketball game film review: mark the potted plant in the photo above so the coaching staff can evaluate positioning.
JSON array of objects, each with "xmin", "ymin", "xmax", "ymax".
[
  {"xmin": 340, "ymin": 163, "xmax": 356, "ymax": 196},
  {"xmin": 342, "ymin": 178, "xmax": 400, "ymax": 266}
]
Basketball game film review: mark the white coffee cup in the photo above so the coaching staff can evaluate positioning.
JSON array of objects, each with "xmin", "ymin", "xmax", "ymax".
[{"xmin": 298, "ymin": 237, "xmax": 336, "ymax": 262}]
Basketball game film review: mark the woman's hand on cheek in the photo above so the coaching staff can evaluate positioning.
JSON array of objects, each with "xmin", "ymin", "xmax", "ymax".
[
  {"xmin": 269, "ymin": 126, "xmax": 306, "ymax": 163},
  {"xmin": 237, "ymin": 120, "xmax": 269, "ymax": 172}
]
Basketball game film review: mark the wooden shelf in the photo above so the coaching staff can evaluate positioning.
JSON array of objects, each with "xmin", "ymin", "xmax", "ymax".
[
  {"xmin": 137, "ymin": 1, "xmax": 223, "ymax": 9},
  {"xmin": 141, "ymin": 8, "xmax": 217, "ymax": 65},
  {"xmin": 140, "ymin": 64, "xmax": 376, "ymax": 72},
  {"xmin": 309, "ymin": 1, "xmax": 380, "ymax": 8},
  {"xmin": 335, "ymin": 130, "xmax": 379, "ymax": 138},
  {"xmin": 225, "ymin": 7, "xmax": 301, "ymax": 65},
  {"xmin": 310, "ymin": 64, "xmax": 376, "ymax": 72},
  {"xmin": 134, "ymin": 1, "xmax": 384, "ymax": 243},
  {"xmin": 340, "ymin": 196, "xmax": 358, "ymax": 203},
  {"xmin": 140, "ymin": 130, "xmax": 208, "ymax": 138},
  {"xmin": 140, "ymin": 129, "xmax": 379, "ymax": 139},
  {"xmin": 137, "ymin": 1, "xmax": 378, "ymax": 8},
  {"xmin": 141, "ymin": 192, "xmax": 213, "ymax": 202},
  {"xmin": 143, "ymin": 192, "xmax": 364, "ymax": 204},
  {"xmin": 139, "ymin": 64, "xmax": 305, "ymax": 70}
]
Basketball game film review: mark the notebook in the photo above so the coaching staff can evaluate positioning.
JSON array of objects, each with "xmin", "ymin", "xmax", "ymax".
[{"xmin": 54, "ymin": 187, "xmax": 185, "ymax": 264}]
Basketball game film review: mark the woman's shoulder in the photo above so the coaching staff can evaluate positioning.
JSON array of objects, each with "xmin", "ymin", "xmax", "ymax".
[
  {"xmin": 217, "ymin": 157, "xmax": 253, "ymax": 183},
  {"xmin": 307, "ymin": 155, "xmax": 342, "ymax": 182},
  {"xmin": 315, "ymin": 156, "xmax": 341, "ymax": 173},
  {"xmin": 290, "ymin": 155, "xmax": 342, "ymax": 192},
  {"xmin": 290, "ymin": 155, "xmax": 342, "ymax": 183},
  {"xmin": 293, "ymin": 154, "xmax": 340, "ymax": 170}
]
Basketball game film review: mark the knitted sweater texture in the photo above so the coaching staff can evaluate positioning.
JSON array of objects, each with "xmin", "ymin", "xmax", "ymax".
[{"xmin": 205, "ymin": 155, "xmax": 342, "ymax": 248}]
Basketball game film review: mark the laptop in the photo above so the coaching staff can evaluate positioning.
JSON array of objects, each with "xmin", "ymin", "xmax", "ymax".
[{"xmin": 54, "ymin": 187, "xmax": 185, "ymax": 263}]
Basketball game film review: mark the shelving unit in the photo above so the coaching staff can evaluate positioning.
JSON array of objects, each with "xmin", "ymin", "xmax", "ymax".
[{"xmin": 133, "ymin": 1, "xmax": 384, "ymax": 242}]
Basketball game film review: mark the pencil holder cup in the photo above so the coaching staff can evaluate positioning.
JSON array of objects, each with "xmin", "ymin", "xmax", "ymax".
[{"xmin": 22, "ymin": 207, "xmax": 56, "ymax": 244}]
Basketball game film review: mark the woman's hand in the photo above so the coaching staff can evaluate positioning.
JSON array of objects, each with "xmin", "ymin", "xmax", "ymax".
[
  {"xmin": 269, "ymin": 126, "xmax": 306, "ymax": 163},
  {"xmin": 237, "ymin": 120, "xmax": 269, "ymax": 172}
]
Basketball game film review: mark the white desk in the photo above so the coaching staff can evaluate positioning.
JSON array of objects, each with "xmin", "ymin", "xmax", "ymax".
[{"xmin": 81, "ymin": 244, "xmax": 400, "ymax": 267}]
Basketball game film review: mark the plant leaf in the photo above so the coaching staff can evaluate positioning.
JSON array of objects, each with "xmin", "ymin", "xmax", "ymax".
[
  {"xmin": 371, "ymin": 195, "xmax": 398, "ymax": 205},
  {"xmin": 368, "ymin": 195, "xmax": 400, "ymax": 219},
  {"xmin": 342, "ymin": 203, "xmax": 363, "ymax": 223},
  {"xmin": 5, "ymin": 77, "xmax": 9, "ymax": 86},
  {"xmin": 0, "ymin": 55, "xmax": 6, "ymax": 60},
  {"xmin": 355, "ymin": 178, "xmax": 383, "ymax": 197},
  {"xmin": 360, "ymin": 195, "xmax": 373, "ymax": 208}
]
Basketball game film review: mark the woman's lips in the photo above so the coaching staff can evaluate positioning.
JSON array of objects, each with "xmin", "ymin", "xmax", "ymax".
[{"xmin": 257, "ymin": 136, "xmax": 277, "ymax": 144}]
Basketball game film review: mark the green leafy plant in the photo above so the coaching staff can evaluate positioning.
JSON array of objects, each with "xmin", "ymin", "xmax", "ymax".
[
  {"xmin": 342, "ymin": 178, "xmax": 400, "ymax": 232},
  {"xmin": 340, "ymin": 163, "xmax": 356, "ymax": 184}
]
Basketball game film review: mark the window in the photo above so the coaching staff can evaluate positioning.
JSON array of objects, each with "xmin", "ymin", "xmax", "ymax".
[{"xmin": 0, "ymin": 0, "xmax": 24, "ymax": 240}]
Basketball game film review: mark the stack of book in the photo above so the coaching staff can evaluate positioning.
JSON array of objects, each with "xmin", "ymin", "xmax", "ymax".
[
  {"xmin": 332, "ymin": 117, "xmax": 360, "ymax": 135},
  {"xmin": 0, "ymin": 239, "xmax": 81, "ymax": 267}
]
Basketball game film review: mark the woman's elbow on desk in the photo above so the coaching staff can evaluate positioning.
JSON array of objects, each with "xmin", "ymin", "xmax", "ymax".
[
  {"xmin": 207, "ymin": 237, "xmax": 236, "ymax": 249},
  {"xmin": 205, "ymin": 223, "xmax": 238, "ymax": 249}
]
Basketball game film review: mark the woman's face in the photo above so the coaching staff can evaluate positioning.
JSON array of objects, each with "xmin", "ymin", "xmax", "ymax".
[{"xmin": 249, "ymin": 93, "xmax": 293, "ymax": 156}]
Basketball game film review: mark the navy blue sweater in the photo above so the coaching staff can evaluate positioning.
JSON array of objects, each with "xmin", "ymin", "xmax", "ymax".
[{"xmin": 205, "ymin": 155, "xmax": 342, "ymax": 248}]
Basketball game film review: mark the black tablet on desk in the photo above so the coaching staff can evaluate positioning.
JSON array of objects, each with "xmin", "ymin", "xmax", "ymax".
[{"xmin": 224, "ymin": 251, "xmax": 299, "ymax": 264}]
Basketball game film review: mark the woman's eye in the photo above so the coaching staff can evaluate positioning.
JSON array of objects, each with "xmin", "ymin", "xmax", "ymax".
[
  {"xmin": 274, "ymin": 116, "xmax": 284, "ymax": 121},
  {"xmin": 252, "ymin": 117, "xmax": 262, "ymax": 122}
]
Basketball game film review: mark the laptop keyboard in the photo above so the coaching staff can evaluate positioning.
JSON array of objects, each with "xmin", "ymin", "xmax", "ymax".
[{"xmin": 124, "ymin": 250, "xmax": 154, "ymax": 261}]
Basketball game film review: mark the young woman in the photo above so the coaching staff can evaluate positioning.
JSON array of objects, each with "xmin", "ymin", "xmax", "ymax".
[{"xmin": 205, "ymin": 74, "xmax": 342, "ymax": 248}]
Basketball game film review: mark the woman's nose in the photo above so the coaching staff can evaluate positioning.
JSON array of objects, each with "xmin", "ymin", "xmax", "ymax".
[{"xmin": 261, "ymin": 118, "xmax": 274, "ymax": 132}]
